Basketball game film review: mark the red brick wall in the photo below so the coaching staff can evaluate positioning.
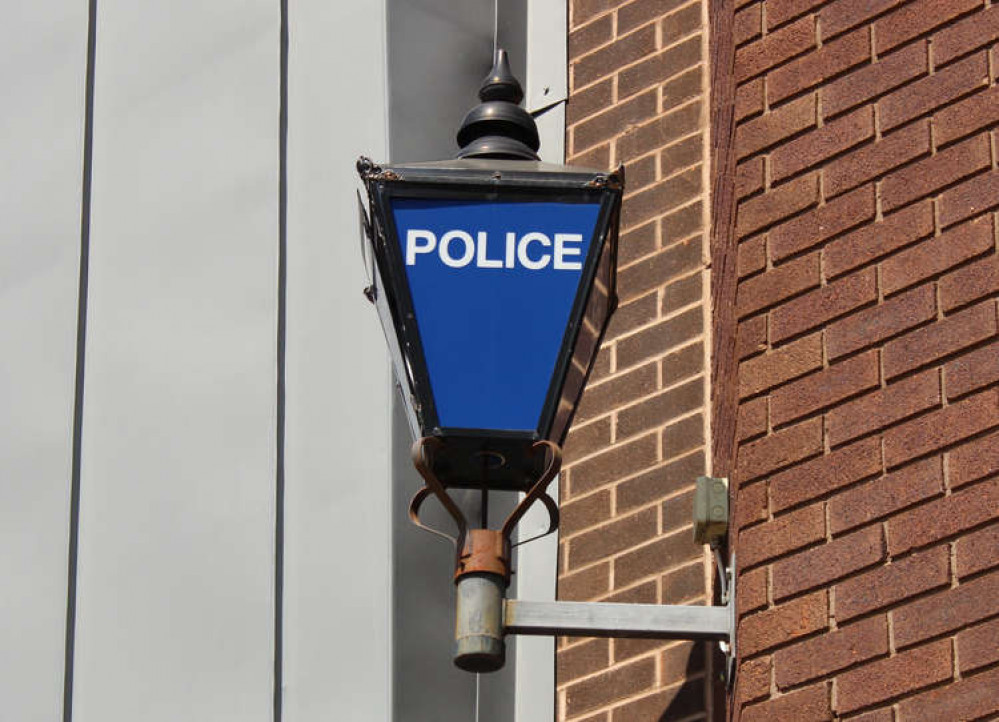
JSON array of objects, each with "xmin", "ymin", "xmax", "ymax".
[
  {"xmin": 559, "ymin": 0, "xmax": 718, "ymax": 719},
  {"xmin": 724, "ymin": 0, "xmax": 999, "ymax": 718}
]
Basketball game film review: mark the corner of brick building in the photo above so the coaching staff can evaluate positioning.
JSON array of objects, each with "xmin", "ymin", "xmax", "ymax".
[{"xmin": 560, "ymin": 0, "xmax": 999, "ymax": 720}]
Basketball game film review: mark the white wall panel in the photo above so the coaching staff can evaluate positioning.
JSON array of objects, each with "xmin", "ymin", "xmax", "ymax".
[
  {"xmin": 73, "ymin": 2, "xmax": 280, "ymax": 719},
  {"xmin": 0, "ymin": 4, "xmax": 89, "ymax": 719},
  {"xmin": 283, "ymin": 2, "xmax": 392, "ymax": 720}
]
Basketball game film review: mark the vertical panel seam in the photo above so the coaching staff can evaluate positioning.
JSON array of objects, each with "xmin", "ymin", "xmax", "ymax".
[
  {"xmin": 274, "ymin": 0, "xmax": 289, "ymax": 718},
  {"xmin": 63, "ymin": 0, "xmax": 99, "ymax": 719}
]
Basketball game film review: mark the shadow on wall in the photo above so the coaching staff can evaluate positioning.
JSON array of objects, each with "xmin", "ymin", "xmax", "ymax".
[{"xmin": 658, "ymin": 641, "xmax": 709, "ymax": 721}]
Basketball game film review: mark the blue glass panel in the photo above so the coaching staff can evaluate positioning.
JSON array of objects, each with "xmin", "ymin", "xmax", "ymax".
[{"xmin": 391, "ymin": 197, "xmax": 602, "ymax": 432}]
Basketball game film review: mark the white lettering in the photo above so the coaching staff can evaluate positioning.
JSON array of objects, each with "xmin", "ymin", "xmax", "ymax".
[
  {"xmin": 476, "ymin": 231, "xmax": 503, "ymax": 268},
  {"xmin": 553, "ymin": 233, "xmax": 583, "ymax": 270},
  {"xmin": 405, "ymin": 229, "xmax": 437, "ymax": 266},
  {"xmin": 517, "ymin": 232, "xmax": 551, "ymax": 270},
  {"xmin": 505, "ymin": 232, "xmax": 517, "ymax": 269},
  {"xmin": 439, "ymin": 230, "xmax": 475, "ymax": 268}
]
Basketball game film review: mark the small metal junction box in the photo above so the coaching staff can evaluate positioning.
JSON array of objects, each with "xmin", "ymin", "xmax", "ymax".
[{"xmin": 693, "ymin": 476, "xmax": 729, "ymax": 545}]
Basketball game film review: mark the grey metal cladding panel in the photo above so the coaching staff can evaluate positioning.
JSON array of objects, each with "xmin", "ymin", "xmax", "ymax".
[
  {"xmin": 73, "ymin": 3, "xmax": 279, "ymax": 720},
  {"xmin": 283, "ymin": 1, "xmax": 392, "ymax": 719},
  {"xmin": 0, "ymin": 5, "xmax": 88, "ymax": 720}
]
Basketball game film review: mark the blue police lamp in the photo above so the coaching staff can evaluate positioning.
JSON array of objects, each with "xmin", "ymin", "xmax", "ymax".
[{"xmin": 357, "ymin": 50, "xmax": 623, "ymax": 672}]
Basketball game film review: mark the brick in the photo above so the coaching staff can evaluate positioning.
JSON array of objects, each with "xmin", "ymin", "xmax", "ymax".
[
  {"xmin": 956, "ymin": 522, "xmax": 999, "ymax": 578},
  {"xmin": 661, "ymin": 200, "xmax": 703, "ymax": 246},
  {"xmin": 882, "ymin": 134, "xmax": 991, "ymax": 212},
  {"xmin": 770, "ymin": 436, "xmax": 882, "ymax": 512},
  {"xmin": 662, "ymin": 271, "xmax": 703, "ymax": 314},
  {"xmin": 617, "ymin": 376, "xmax": 703, "ymax": 439},
  {"xmin": 736, "ymin": 156, "xmax": 765, "ymax": 199},
  {"xmin": 830, "ymin": 456, "xmax": 943, "ymax": 533},
  {"xmin": 616, "ymin": 306, "xmax": 703, "ymax": 369},
  {"xmin": 604, "ymin": 292, "xmax": 658, "ymax": 341},
  {"xmin": 821, "ymin": 0, "xmax": 903, "ymax": 38},
  {"xmin": 568, "ymin": 143, "xmax": 611, "ymax": 170},
  {"xmin": 560, "ymin": 489, "xmax": 612, "ymax": 538},
  {"xmin": 836, "ymin": 639, "xmax": 952, "ymax": 713},
  {"xmin": 663, "ymin": 560, "xmax": 706, "ymax": 602},
  {"xmin": 662, "ymin": 66, "xmax": 703, "ymax": 116},
  {"xmin": 771, "ymin": 268, "xmax": 877, "ymax": 343},
  {"xmin": 567, "ymin": 78, "xmax": 615, "ymax": 128},
  {"xmin": 738, "ymin": 565, "xmax": 768, "ymax": 614},
  {"xmin": 735, "ymin": 15, "xmax": 816, "ymax": 82},
  {"xmin": 739, "ymin": 591, "xmax": 828, "ymax": 656},
  {"xmin": 605, "ymin": 579, "xmax": 657, "ymax": 604},
  {"xmin": 885, "ymin": 388, "xmax": 999, "ymax": 469},
  {"xmin": 559, "ymin": 561, "xmax": 610, "ymax": 600},
  {"xmin": 736, "ymin": 77, "xmax": 764, "ymax": 121},
  {"xmin": 617, "ymin": 220, "xmax": 657, "ymax": 266},
  {"xmin": 898, "ymin": 666, "xmax": 999, "ymax": 722},
  {"xmin": 569, "ymin": 14, "xmax": 612, "ymax": 60},
  {"xmin": 939, "ymin": 168, "xmax": 999, "ymax": 228},
  {"xmin": 835, "ymin": 544, "xmax": 950, "ymax": 620},
  {"xmin": 847, "ymin": 710, "xmax": 894, "ymax": 722},
  {"xmin": 946, "ymin": 337, "xmax": 999, "ymax": 400},
  {"xmin": 609, "ymin": 678, "xmax": 705, "ymax": 722},
  {"xmin": 612, "ymin": 635, "xmax": 663, "ymax": 666},
  {"xmin": 738, "ymin": 656, "xmax": 772, "ymax": 703},
  {"xmin": 824, "ymin": 41, "xmax": 928, "ymax": 118},
  {"xmin": 772, "ymin": 106, "xmax": 873, "ymax": 183},
  {"xmin": 662, "ymin": 340, "xmax": 704, "ymax": 387},
  {"xmin": 661, "ymin": 133, "xmax": 702, "ymax": 177},
  {"xmin": 933, "ymin": 5, "xmax": 999, "ymax": 65},
  {"xmin": 735, "ymin": 3, "xmax": 762, "ymax": 45},
  {"xmin": 563, "ymin": 656, "xmax": 656, "ymax": 718},
  {"xmin": 742, "ymin": 682, "xmax": 830, "ymax": 722},
  {"xmin": 936, "ymin": 85, "xmax": 999, "ymax": 147},
  {"xmin": 557, "ymin": 638, "xmax": 609, "ymax": 683},
  {"xmin": 775, "ymin": 615, "xmax": 888, "ymax": 688},
  {"xmin": 617, "ymin": 449, "xmax": 704, "ymax": 512},
  {"xmin": 564, "ymin": 417, "xmax": 611, "ymax": 462},
  {"xmin": 770, "ymin": 184, "xmax": 875, "ymax": 262},
  {"xmin": 737, "ymin": 396, "xmax": 768, "ymax": 441},
  {"xmin": 738, "ymin": 501, "xmax": 825, "ymax": 567},
  {"xmin": 824, "ymin": 200, "xmax": 933, "ymax": 279},
  {"xmin": 950, "ymin": 429, "xmax": 999, "ymax": 488},
  {"xmin": 827, "ymin": 369, "xmax": 941, "ymax": 448},
  {"xmin": 662, "ymin": 484, "xmax": 695, "ymax": 532},
  {"xmin": 940, "ymin": 252, "xmax": 999, "ymax": 313},
  {"xmin": 736, "ymin": 93, "xmax": 816, "ymax": 159},
  {"xmin": 569, "ymin": 433, "xmax": 659, "ymax": 497},
  {"xmin": 623, "ymin": 153, "xmax": 657, "ymax": 193},
  {"xmin": 874, "ymin": 0, "xmax": 981, "ymax": 54},
  {"xmin": 617, "ymin": 0, "xmax": 687, "ymax": 34},
  {"xmin": 621, "ymin": 167, "xmax": 701, "ymax": 230},
  {"xmin": 567, "ymin": 506, "xmax": 659, "ymax": 569},
  {"xmin": 736, "ymin": 251, "xmax": 821, "ymax": 317},
  {"xmin": 573, "ymin": 89, "xmax": 657, "ymax": 151},
  {"xmin": 768, "ymin": 27, "xmax": 870, "ymax": 105},
  {"xmin": 571, "ymin": 0, "xmax": 619, "ymax": 28},
  {"xmin": 617, "ymin": 234, "xmax": 702, "ymax": 301},
  {"xmin": 738, "ymin": 332, "xmax": 823, "ymax": 398},
  {"xmin": 771, "ymin": 349, "xmax": 879, "ymax": 426},
  {"xmin": 957, "ymin": 617, "xmax": 999, "ymax": 673},
  {"xmin": 824, "ymin": 119, "xmax": 930, "ymax": 198},
  {"xmin": 883, "ymin": 299, "xmax": 997, "ymax": 380},
  {"xmin": 773, "ymin": 525, "xmax": 885, "ymax": 600},
  {"xmin": 768, "ymin": 0, "xmax": 824, "ymax": 28},
  {"xmin": 826, "ymin": 282, "xmax": 936, "ymax": 360},
  {"xmin": 617, "ymin": 100, "xmax": 701, "ymax": 162},
  {"xmin": 734, "ymin": 479, "xmax": 767, "ymax": 533},
  {"xmin": 618, "ymin": 35, "xmax": 702, "ymax": 100},
  {"xmin": 662, "ymin": 412, "xmax": 704, "ymax": 460},
  {"xmin": 574, "ymin": 362, "xmax": 656, "ymax": 423},
  {"xmin": 573, "ymin": 25, "xmax": 656, "ymax": 89},
  {"xmin": 893, "ymin": 569, "xmax": 999, "ymax": 647},
  {"xmin": 880, "ymin": 52, "xmax": 988, "ymax": 132},
  {"xmin": 737, "ymin": 314, "xmax": 767, "ymax": 359},
  {"xmin": 661, "ymin": 2, "xmax": 703, "ymax": 45},
  {"xmin": 660, "ymin": 640, "xmax": 704, "ymax": 685},
  {"xmin": 882, "ymin": 215, "xmax": 993, "ymax": 295},
  {"xmin": 737, "ymin": 235, "xmax": 766, "ymax": 277},
  {"xmin": 887, "ymin": 476, "xmax": 999, "ymax": 555}
]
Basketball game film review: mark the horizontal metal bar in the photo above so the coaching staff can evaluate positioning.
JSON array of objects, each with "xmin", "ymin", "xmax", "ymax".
[{"xmin": 504, "ymin": 600, "xmax": 730, "ymax": 641}]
